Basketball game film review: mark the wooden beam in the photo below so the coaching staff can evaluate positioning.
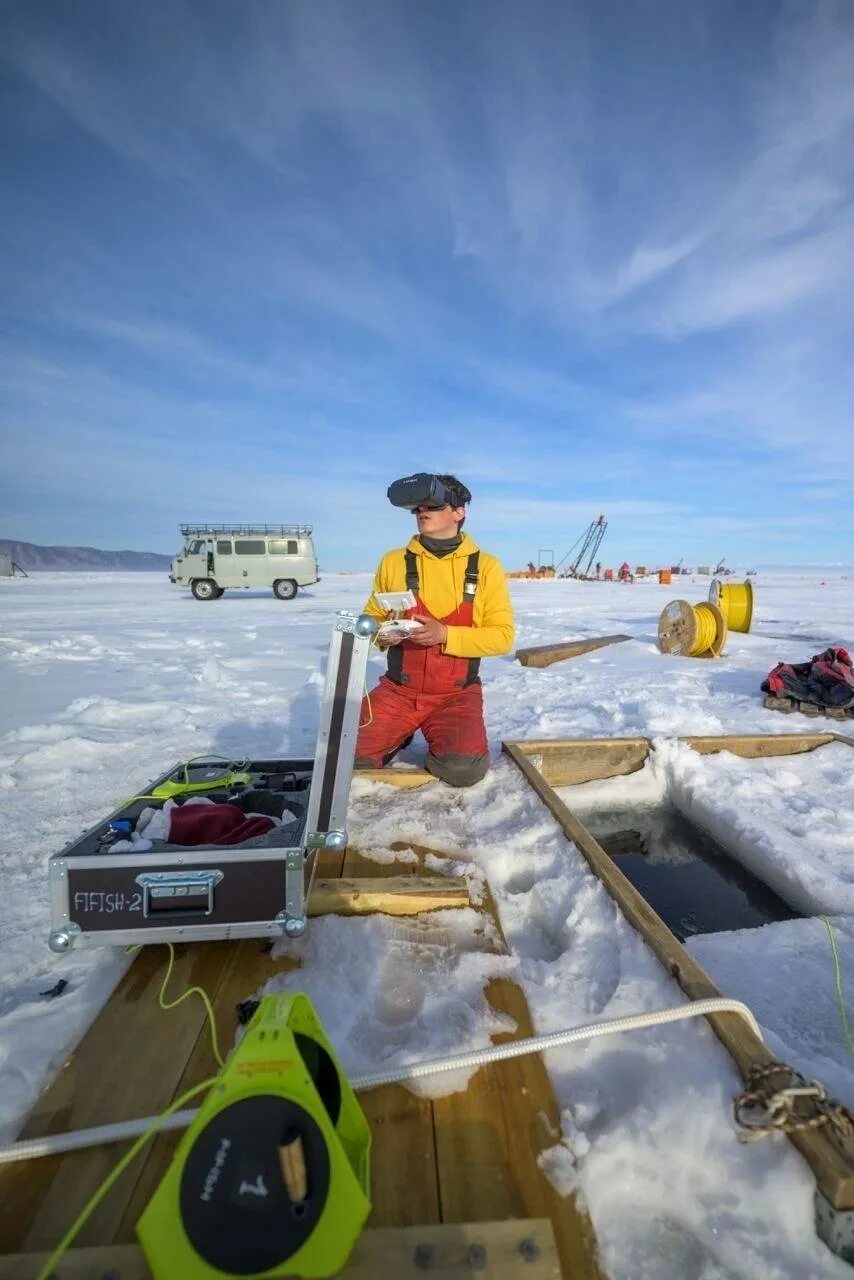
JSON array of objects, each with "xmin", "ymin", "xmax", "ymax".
[
  {"xmin": 354, "ymin": 768, "xmax": 435, "ymax": 788},
  {"xmin": 0, "ymin": 1218, "xmax": 561, "ymax": 1279},
  {"xmin": 308, "ymin": 875, "xmax": 469, "ymax": 916},
  {"xmin": 505, "ymin": 737, "xmax": 650, "ymax": 787},
  {"xmin": 502, "ymin": 731, "xmax": 854, "ymax": 786},
  {"xmin": 502, "ymin": 739, "xmax": 854, "ymax": 1210},
  {"xmin": 683, "ymin": 731, "xmax": 847, "ymax": 758},
  {"xmin": 516, "ymin": 634, "xmax": 632, "ymax": 668}
]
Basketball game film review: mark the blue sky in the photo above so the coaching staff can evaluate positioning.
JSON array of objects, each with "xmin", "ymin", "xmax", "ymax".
[{"xmin": 1, "ymin": 0, "xmax": 853, "ymax": 570}]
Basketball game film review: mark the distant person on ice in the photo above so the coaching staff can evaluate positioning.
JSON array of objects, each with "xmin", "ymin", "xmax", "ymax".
[{"xmin": 354, "ymin": 473, "xmax": 515, "ymax": 787}]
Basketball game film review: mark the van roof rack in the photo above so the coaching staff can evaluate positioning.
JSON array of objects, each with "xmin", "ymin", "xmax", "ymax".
[{"xmin": 180, "ymin": 523, "xmax": 313, "ymax": 537}]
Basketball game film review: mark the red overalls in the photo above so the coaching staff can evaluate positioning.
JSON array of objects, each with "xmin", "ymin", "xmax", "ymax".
[{"xmin": 354, "ymin": 550, "xmax": 490, "ymax": 786}]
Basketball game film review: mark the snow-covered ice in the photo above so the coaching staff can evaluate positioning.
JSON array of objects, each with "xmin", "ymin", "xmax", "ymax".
[{"xmin": 2, "ymin": 567, "xmax": 854, "ymax": 1278}]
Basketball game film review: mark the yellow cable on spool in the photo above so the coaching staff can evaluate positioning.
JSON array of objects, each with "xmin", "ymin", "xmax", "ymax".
[
  {"xmin": 710, "ymin": 579, "xmax": 754, "ymax": 633},
  {"xmin": 658, "ymin": 599, "xmax": 728, "ymax": 658},
  {"xmin": 690, "ymin": 603, "xmax": 718, "ymax": 653}
]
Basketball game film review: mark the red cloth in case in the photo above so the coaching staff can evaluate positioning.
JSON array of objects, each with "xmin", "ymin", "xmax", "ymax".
[{"xmin": 167, "ymin": 802, "xmax": 276, "ymax": 846}]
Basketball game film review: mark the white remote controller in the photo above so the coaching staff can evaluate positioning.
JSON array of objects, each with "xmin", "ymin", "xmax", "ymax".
[{"xmin": 378, "ymin": 618, "xmax": 424, "ymax": 637}]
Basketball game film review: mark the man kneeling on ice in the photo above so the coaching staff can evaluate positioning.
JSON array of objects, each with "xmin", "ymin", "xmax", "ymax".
[{"xmin": 354, "ymin": 473, "xmax": 515, "ymax": 787}]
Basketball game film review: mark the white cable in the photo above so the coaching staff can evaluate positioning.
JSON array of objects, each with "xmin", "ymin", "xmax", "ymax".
[{"xmin": 0, "ymin": 997, "xmax": 760, "ymax": 1167}]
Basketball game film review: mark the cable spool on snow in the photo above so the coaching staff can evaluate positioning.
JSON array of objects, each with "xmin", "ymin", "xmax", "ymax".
[
  {"xmin": 657, "ymin": 599, "xmax": 727, "ymax": 658},
  {"xmin": 710, "ymin": 578, "xmax": 754, "ymax": 633}
]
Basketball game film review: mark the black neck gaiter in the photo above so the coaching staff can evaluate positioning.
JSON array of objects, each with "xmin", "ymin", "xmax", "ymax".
[{"xmin": 419, "ymin": 533, "xmax": 463, "ymax": 559}]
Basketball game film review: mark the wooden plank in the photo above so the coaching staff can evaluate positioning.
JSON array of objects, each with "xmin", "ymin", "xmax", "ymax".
[
  {"xmin": 405, "ymin": 843, "xmax": 602, "ymax": 1275},
  {"xmin": 388, "ymin": 841, "xmax": 509, "ymax": 957},
  {"xmin": 764, "ymin": 695, "xmax": 797, "ymax": 714},
  {"xmin": 432, "ymin": 977, "xmax": 603, "ymax": 1279},
  {"xmin": 504, "ymin": 731, "xmax": 854, "ymax": 786},
  {"xmin": 1, "ymin": 1218, "xmax": 561, "ymax": 1279},
  {"xmin": 309, "ymin": 875, "xmax": 470, "ymax": 916},
  {"xmin": 516, "ymin": 634, "xmax": 631, "ymax": 668},
  {"xmin": 685, "ymin": 731, "xmax": 845, "ymax": 757},
  {"xmin": 503, "ymin": 739, "xmax": 854, "ymax": 1210},
  {"xmin": 0, "ymin": 942, "xmax": 236, "ymax": 1254},
  {"xmin": 340, "ymin": 837, "xmax": 602, "ymax": 1271},
  {"xmin": 340, "ymin": 845, "xmax": 441, "ymax": 1231},
  {"xmin": 354, "ymin": 768, "xmax": 435, "ymax": 788},
  {"xmin": 507, "ymin": 738, "xmax": 650, "ymax": 787}
]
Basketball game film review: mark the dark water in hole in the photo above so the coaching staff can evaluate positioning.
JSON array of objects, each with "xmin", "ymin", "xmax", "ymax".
[{"xmin": 577, "ymin": 803, "xmax": 799, "ymax": 940}]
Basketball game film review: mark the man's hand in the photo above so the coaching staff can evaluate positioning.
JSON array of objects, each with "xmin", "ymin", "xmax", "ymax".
[
  {"xmin": 408, "ymin": 615, "xmax": 448, "ymax": 647},
  {"xmin": 376, "ymin": 630, "xmax": 404, "ymax": 649}
]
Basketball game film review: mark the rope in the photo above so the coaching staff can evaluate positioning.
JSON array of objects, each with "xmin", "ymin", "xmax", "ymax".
[{"xmin": 734, "ymin": 1061, "xmax": 854, "ymax": 1142}]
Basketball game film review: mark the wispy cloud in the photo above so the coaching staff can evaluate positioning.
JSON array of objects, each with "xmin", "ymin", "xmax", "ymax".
[{"xmin": 1, "ymin": 0, "xmax": 853, "ymax": 564}]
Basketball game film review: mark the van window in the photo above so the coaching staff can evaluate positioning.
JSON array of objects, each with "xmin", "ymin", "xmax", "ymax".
[
  {"xmin": 234, "ymin": 540, "xmax": 266, "ymax": 555},
  {"xmin": 269, "ymin": 539, "xmax": 299, "ymax": 555},
  {"xmin": 216, "ymin": 540, "xmax": 232, "ymax": 555},
  {"xmin": 187, "ymin": 540, "xmax": 204, "ymax": 555}
]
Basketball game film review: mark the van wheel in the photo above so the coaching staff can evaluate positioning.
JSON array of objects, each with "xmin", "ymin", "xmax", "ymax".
[
  {"xmin": 213, "ymin": 587, "xmax": 225, "ymax": 599},
  {"xmin": 192, "ymin": 579, "xmax": 218, "ymax": 600},
  {"xmin": 273, "ymin": 579, "xmax": 298, "ymax": 601}
]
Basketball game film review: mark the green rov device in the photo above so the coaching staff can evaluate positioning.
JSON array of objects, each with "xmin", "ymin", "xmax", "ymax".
[{"xmin": 137, "ymin": 994, "xmax": 371, "ymax": 1278}]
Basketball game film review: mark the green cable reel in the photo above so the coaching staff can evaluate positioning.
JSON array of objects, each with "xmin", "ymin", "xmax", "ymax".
[{"xmin": 137, "ymin": 995, "xmax": 372, "ymax": 1278}]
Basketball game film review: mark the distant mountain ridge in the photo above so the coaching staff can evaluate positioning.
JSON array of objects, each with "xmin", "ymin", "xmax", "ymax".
[{"xmin": 0, "ymin": 539, "xmax": 171, "ymax": 572}]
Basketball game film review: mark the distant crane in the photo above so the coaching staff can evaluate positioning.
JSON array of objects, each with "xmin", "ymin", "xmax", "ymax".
[{"xmin": 556, "ymin": 515, "xmax": 608, "ymax": 579}]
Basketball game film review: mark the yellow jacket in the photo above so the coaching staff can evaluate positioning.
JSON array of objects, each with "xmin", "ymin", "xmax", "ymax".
[{"xmin": 364, "ymin": 534, "xmax": 515, "ymax": 660}]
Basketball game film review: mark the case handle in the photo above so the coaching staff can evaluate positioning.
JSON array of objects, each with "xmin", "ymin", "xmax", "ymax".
[{"xmin": 135, "ymin": 869, "xmax": 224, "ymax": 917}]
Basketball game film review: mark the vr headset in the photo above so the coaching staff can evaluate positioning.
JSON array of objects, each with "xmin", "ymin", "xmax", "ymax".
[{"xmin": 387, "ymin": 473, "xmax": 472, "ymax": 511}]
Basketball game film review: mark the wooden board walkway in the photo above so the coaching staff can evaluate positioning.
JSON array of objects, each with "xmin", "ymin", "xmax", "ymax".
[{"xmin": 0, "ymin": 846, "xmax": 602, "ymax": 1279}]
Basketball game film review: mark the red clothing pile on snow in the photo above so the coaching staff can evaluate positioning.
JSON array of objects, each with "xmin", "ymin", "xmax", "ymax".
[
  {"xmin": 168, "ymin": 803, "xmax": 276, "ymax": 846},
  {"xmin": 762, "ymin": 647, "xmax": 854, "ymax": 709}
]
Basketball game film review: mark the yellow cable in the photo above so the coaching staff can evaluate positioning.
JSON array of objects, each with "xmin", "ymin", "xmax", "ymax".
[
  {"xmin": 359, "ymin": 629, "xmax": 383, "ymax": 730},
  {"xmin": 821, "ymin": 916, "xmax": 854, "ymax": 1055},
  {"xmin": 158, "ymin": 942, "xmax": 225, "ymax": 1069},
  {"xmin": 34, "ymin": 1075, "xmax": 218, "ymax": 1280},
  {"xmin": 122, "ymin": 943, "xmax": 225, "ymax": 1069},
  {"xmin": 690, "ymin": 603, "xmax": 718, "ymax": 655}
]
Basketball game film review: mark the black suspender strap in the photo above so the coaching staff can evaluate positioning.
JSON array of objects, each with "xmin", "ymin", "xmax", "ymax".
[
  {"xmin": 404, "ymin": 549, "xmax": 419, "ymax": 595},
  {"xmin": 462, "ymin": 552, "xmax": 481, "ymax": 686},
  {"xmin": 463, "ymin": 551, "xmax": 480, "ymax": 602}
]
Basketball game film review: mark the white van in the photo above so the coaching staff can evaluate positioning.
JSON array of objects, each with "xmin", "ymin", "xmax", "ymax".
[{"xmin": 169, "ymin": 524, "xmax": 319, "ymax": 600}]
